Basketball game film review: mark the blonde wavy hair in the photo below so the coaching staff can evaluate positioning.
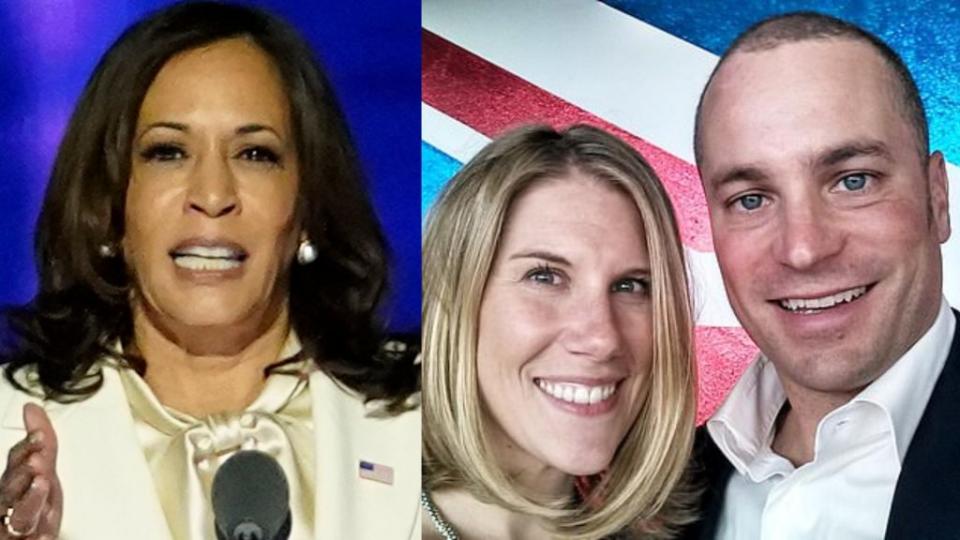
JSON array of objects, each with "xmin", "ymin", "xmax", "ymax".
[{"xmin": 422, "ymin": 124, "xmax": 697, "ymax": 538}]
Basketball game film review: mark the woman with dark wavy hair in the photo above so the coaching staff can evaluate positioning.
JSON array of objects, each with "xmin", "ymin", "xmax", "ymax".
[{"xmin": 0, "ymin": 3, "xmax": 419, "ymax": 539}]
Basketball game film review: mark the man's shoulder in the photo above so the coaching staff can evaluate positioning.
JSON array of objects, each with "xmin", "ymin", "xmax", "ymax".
[
  {"xmin": 885, "ymin": 310, "xmax": 960, "ymax": 535},
  {"xmin": 905, "ymin": 307, "xmax": 960, "ymax": 454}
]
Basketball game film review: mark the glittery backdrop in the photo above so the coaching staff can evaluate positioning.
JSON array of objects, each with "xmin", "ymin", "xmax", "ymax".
[{"xmin": 602, "ymin": 0, "xmax": 960, "ymax": 165}]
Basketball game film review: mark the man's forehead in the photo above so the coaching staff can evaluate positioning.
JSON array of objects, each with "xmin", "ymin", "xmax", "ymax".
[
  {"xmin": 701, "ymin": 40, "xmax": 901, "ymax": 140},
  {"xmin": 711, "ymin": 38, "xmax": 889, "ymax": 94},
  {"xmin": 696, "ymin": 38, "xmax": 917, "ymax": 186}
]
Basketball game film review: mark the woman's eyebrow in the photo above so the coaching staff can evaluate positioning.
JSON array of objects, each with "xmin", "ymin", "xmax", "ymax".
[
  {"xmin": 137, "ymin": 121, "xmax": 189, "ymax": 139},
  {"xmin": 235, "ymin": 123, "xmax": 280, "ymax": 136},
  {"xmin": 508, "ymin": 250, "xmax": 571, "ymax": 266}
]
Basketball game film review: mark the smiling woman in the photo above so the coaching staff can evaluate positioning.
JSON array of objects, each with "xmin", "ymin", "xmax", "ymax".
[
  {"xmin": 0, "ymin": 3, "xmax": 419, "ymax": 539},
  {"xmin": 422, "ymin": 124, "xmax": 698, "ymax": 539}
]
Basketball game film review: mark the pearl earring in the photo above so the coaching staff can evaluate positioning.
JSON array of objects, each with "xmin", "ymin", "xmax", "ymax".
[
  {"xmin": 98, "ymin": 243, "xmax": 117, "ymax": 257},
  {"xmin": 297, "ymin": 239, "xmax": 317, "ymax": 265}
]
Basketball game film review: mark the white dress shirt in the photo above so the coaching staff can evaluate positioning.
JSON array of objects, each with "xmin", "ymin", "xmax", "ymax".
[{"xmin": 708, "ymin": 298, "xmax": 956, "ymax": 540}]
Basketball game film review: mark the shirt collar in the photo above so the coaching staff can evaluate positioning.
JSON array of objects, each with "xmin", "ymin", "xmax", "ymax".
[
  {"xmin": 708, "ymin": 297, "xmax": 955, "ymax": 472},
  {"xmin": 852, "ymin": 297, "xmax": 955, "ymax": 461},
  {"xmin": 707, "ymin": 354, "xmax": 785, "ymax": 477}
]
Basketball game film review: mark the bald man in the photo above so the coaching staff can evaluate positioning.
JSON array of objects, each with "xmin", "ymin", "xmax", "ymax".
[{"xmin": 685, "ymin": 12, "xmax": 956, "ymax": 539}]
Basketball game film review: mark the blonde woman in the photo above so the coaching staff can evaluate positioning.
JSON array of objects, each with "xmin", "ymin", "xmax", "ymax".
[{"xmin": 422, "ymin": 124, "xmax": 698, "ymax": 539}]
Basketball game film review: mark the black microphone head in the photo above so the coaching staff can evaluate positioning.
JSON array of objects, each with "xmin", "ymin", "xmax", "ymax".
[{"xmin": 212, "ymin": 449, "xmax": 291, "ymax": 540}]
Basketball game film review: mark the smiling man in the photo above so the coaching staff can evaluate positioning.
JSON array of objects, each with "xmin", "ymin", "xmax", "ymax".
[{"xmin": 685, "ymin": 11, "xmax": 957, "ymax": 539}]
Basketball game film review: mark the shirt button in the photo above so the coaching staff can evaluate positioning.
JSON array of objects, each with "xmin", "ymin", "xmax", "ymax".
[{"xmin": 240, "ymin": 413, "xmax": 257, "ymax": 429}]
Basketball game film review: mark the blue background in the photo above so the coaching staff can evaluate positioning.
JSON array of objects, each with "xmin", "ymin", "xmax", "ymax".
[
  {"xmin": 602, "ymin": 0, "xmax": 960, "ymax": 163},
  {"xmin": 0, "ymin": 0, "xmax": 421, "ymax": 333}
]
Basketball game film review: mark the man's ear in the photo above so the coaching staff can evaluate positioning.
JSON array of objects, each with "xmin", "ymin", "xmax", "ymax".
[{"xmin": 928, "ymin": 151, "xmax": 951, "ymax": 244}]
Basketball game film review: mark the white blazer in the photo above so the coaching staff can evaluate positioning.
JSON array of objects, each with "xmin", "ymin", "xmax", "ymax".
[{"xmin": 0, "ymin": 366, "xmax": 421, "ymax": 539}]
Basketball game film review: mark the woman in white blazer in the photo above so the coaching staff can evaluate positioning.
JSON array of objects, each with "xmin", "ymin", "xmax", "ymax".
[{"xmin": 0, "ymin": 3, "xmax": 419, "ymax": 539}]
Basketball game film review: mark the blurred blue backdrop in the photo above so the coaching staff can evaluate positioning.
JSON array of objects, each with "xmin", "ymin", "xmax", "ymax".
[{"xmin": 0, "ymin": 0, "xmax": 420, "ymax": 333}]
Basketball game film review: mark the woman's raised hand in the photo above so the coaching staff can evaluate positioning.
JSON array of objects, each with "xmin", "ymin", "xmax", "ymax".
[{"xmin": 0, "ymin": 404, "xmax": 62, "ymax": 539}]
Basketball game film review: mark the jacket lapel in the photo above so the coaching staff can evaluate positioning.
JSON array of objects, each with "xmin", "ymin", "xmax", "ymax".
[
  {"xmin": 885, "ymin": 309, "xmax": 960, "ymax": 538},
  {"xmin": 0, "ymin": 368, "xmax": 171, "ymax": 540},
  {"xmin": 310, "ymin": 371, "xmax": 420, "ymax": 540},
  {"xmin": 1, "ymin": 367, "xmax": 422, "ymax": 539}
]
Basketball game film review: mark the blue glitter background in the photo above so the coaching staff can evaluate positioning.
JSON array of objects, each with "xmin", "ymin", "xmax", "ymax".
[
  {"xmin": 421, "ymin": 142, "xmax": 462, "ymax": 219},
  {"xmin": 601, "ymin": 0, "xmax": 960, "ymax": 162}
]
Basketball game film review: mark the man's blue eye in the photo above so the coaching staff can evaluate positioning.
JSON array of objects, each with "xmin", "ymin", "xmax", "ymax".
[
  {"xmin": 840, "ymin": 174, "xmax": 868, "ymax": 191},
  {"xmin": 737, "ymin": 194, "xmax": 764, "ymax": 210}
]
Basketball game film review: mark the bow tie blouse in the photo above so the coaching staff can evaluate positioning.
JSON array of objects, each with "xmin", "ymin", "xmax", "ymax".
[{"xmin": 115, "ymin": 358, "xmax": 316, "ymax": 539}]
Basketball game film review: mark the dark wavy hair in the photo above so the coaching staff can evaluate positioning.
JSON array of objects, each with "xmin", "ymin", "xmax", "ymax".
[{"xmin": 3, "ymin": 1, "xmax": 418, "ymax": 410}]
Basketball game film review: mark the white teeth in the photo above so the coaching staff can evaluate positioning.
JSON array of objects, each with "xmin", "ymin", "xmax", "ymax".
[
  {"xmin": 779, "ymin": 286, "xmax": 867, "ymax": 312},
  {"xmin": 174, "ymin": 255, "xmax": 242, "ymax": 271},
  {"xmin": 174, "ymin": 246, "xmax": 241, "ymax": 259},
  {"xmin": 535, "ymin": 379, "xmax": 618, "ymax": 405},
  {"xmin": 172, "ymin": 245, "xmax": 245, "ymax": 271}
]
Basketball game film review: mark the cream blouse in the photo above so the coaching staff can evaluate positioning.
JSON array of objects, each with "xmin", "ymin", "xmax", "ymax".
[{"xmin": 113, "ymin": 343, "xmax": 316, "ymax": 539}]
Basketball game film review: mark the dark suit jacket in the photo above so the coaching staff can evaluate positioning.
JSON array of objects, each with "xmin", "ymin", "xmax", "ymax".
[{"xmin": 682, "ymin": 310, "xmax": 960, "ymax": 540}]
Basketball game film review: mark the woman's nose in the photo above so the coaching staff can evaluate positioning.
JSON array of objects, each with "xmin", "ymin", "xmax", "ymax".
[
  {"xmin": 185, "ymin": 155, "xmax": 240, "ymax": 218},
  {"xmin": 561, "ymin": 295, "xmax": 622, "ymax": 361}
]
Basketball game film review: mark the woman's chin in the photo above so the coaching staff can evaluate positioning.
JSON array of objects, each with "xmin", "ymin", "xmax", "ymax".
[
  {"xmin": 546, "ymin": 447, "xmax": 616, "ymax": 478},
  {"xmin": 139, "ymin": 297, "xmax": 279, "ymax": 344},
  {"xmin": 558, "ymin": 462, "xmax": 611, "ymax": 478},
  {"xmin": 159, "ymin": 305, "xmax": 251, "ymax": 330}
]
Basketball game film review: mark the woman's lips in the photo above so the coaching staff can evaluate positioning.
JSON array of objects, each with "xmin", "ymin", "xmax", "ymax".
[
  {"xmin": 534, "ymin": 377, "xmax": 622, "ymax": 416},
  {"xmin": 173, "ymin": 255, "xmax": 243, "ymax": 271},
  {"xmin": 169, "ymin": 240, "xmax": 248, "ymax": 278}
]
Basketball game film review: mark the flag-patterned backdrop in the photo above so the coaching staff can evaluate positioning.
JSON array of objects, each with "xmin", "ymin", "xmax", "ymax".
[{"xmin": 421, "ymin": 0, "xmax": 960, "ymax": 422}]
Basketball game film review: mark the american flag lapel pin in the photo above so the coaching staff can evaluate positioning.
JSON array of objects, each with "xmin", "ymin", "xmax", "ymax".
[{"xmin": 358, "ymin": 460, "xmax": 394, "ymax": 485}]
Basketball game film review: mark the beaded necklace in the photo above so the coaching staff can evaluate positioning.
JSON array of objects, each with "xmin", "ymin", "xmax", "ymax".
[{"xmin": 420, "ymin": 490, "xmax": 459, "ymax": 540}]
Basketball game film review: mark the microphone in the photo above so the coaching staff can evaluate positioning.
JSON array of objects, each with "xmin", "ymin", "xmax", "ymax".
[{"xmin": 212, "ymin": 449, "xmax": 292, "ymax": 540}]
